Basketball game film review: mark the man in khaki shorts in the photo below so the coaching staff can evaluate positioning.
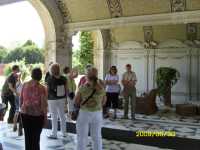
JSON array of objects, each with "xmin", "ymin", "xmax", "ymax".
[{"xmin": 122, "ymin": 64, "xmax": 137, "ymax": 120}]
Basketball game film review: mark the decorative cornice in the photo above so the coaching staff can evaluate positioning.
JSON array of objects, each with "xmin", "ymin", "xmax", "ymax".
[
  {"xmin": 55, "ymin": 0, "xmax": 72, "ymax": 23},
  {"xmin": 65, "ymin": 10, "xmax": 200, "ymax": 32},
  {"xmin": 106, "ymin": 0, "xmax": 123, "ymax": 18},
  {"xmin": 170, "ymin": 0, "xmax": 186, "ymax": 12}
]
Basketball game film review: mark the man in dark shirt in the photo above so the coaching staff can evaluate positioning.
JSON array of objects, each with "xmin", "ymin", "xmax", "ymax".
[{"xmin": 1, "ymin": 65, "xmax": 20, "ymax": 123}]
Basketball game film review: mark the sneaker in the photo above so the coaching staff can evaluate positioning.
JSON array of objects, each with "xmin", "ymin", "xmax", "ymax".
[
  {"xmin": 61, "ymin": 133, "xmax": 68, "ymax": 137},
  {"xmin": 47, "ymin": 134, "xmax": 57, "ymax": 139}
]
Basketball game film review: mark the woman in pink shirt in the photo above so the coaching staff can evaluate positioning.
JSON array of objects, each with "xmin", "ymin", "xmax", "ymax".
[{"xmin": 20, "ymin": 68, "xmax": 48, "ymax": 150}]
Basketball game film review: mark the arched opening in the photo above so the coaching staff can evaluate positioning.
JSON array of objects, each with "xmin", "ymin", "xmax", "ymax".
[
  {"xmin": 72, "ymin": 30, "xmax": 106, "ymax": 79},
  {"xmin": 0, "ymin": 0, "xmax": 57, "ymax": 69},
  {"xmin": 28, "ymin": 0, "xmax": 56, "ymax": 67}
]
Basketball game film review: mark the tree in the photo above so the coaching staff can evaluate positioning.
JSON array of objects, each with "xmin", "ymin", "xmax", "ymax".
[
  {"xmin": 23, "ymin": 40, "xmax": 37, "ymax": 47},
  {"xmin": 73, "ymin": 32, "xmax": 94, "ymax": 74},
  {"xmin": 22, "ymin": 44, "xmax": 44, "ymax": 64},
  {"xmin": 3, "ymin": 40, "xmax": 44, "ymax": 64},
  {"xmin": 0, "ymin": 46, "xmax": 8, "ymax": 63}
]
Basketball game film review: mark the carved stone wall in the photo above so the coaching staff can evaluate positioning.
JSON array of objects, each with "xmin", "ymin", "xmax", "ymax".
[
  {"xmin": 39, "ymin": 0, "xmax": 74, "ymax": 69},
  {"xmin": 110, "ymin": 40, "xmax": 200, "ymax": 104},
  {"xmin": 186, "ymin": 23, "xmax": 197, "ymax": 41},
  {"xmin": 143, "ymin": 26, "xmax": 153, "ymax": 42},
  {"xmin": 106, "ymin": 0, "xmax": 123, "ymax": 18},
  {"xmin": 55, "ymin": 0, "xmax": 72, "ymax": 23},
  {"xmin": 171, "ymin": 0, "xmax": 186, "ymax": 12}
]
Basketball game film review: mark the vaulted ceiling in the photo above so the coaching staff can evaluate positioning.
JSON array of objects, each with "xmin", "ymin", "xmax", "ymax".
[{"xmin": 58, "ymin": 0, "xmax": 200, "ymax": 23}]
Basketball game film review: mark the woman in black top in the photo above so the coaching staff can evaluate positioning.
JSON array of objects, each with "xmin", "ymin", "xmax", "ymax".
[{"xmin": 47, "ymin": 63, "xmax": 68, "ymax": 139}]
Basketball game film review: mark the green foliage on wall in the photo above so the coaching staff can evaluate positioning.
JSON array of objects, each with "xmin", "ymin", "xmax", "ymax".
[{"xmin": 72, "ymin": 32, "xmax": 94, "ymax": 74}]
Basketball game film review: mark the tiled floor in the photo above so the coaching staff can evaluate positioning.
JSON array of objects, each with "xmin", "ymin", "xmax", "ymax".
[
  {"xmin": 64, "ymin": 108, "xmax": 200, "ymax": 140},
  {"xmin": 0, "ymin": 122, "xmax": 172, "ymax": 150},
  {"xmin": 111, "ymin": 111, "xmax": 200, "ymax": 139},
  {"xmin": 1, "ymin": 105, "xmax": 200, "ymax": 149}
]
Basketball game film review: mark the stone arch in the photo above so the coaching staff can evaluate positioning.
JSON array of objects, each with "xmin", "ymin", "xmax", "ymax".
[
  {"xmin": 92, "ymin": 29, "xmax": 112, "ymax": 78},
  {"xmin": 28, "ymin": 0, "xmax": 72, "ymax": 68}
]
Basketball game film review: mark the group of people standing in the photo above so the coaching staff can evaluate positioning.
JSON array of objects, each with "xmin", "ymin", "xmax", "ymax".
[
  {"xmin": 104, "ymin": 64, "xmax": 137, "ymax": 120},
  {"xmin": 1, "ymin": 62, "xmax": 137, "ymax": 150}
]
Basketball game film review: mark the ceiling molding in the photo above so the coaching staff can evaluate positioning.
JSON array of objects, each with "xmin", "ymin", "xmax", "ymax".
[
  {"xmin": 65, "ymin": 10, "xmax": 200, "ymax": 32},
  {"xmin": 106, "ymin": 0, "xmax": 123, "ymax": 18}
]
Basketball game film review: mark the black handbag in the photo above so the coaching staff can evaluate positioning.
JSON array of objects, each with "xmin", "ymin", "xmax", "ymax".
[{"xmin": 71, "ymin": 89, "xmax": 96, "ymax": 121}]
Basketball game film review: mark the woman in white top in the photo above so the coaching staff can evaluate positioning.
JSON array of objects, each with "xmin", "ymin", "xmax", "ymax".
[{"xmin": 104, "ymin": 66, "xmax": 120, "ymax": 119}]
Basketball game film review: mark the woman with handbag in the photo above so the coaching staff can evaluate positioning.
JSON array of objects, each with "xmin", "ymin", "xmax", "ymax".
[
  {"xmin": 75, "ymin": 67, "xmax": 106, "ymax": 150},
  {"xmin": 20, "ymin": 68, "xmax": 48, "ymax": 150}
]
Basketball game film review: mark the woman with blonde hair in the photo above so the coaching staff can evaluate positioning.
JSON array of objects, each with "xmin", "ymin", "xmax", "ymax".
[{"xmin": 47, "ymin": 63, "xmax": 68, "ymax": 139}]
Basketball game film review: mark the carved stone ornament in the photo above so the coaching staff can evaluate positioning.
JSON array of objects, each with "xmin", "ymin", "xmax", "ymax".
[
  {"xmin": 143, "ymin": 26, "xmax": 153, "ymax": 42},
  {"xmin": 171, "ymin": 0, "xmax": 186, "ymax": 12},
  {"xmin": 106, "ymin": 0, "xmax": 123, "ymax": 18},
  {"xmin": 186, "ymin": 23, "xmax": 197, "ymax": 41},
  {"xmin": 56, "ymin": 0, "xmax": 72, "ymax": 23}
]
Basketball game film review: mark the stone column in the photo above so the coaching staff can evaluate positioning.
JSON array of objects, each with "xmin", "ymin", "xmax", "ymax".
[
  {"xmin": 101, "ymin": 29, "xmax": 112, "ymax": 78},
  {"xmin": 56, "ymin": 29, "xmax": 74, "ymax": 69},
  {"xmin": 45, "ymin": 40, "xmax": 56, "ymax": 68}
]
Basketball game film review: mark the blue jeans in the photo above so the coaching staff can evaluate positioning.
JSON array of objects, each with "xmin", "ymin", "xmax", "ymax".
[{"xmin": 15, "ymin": 96, "xmax": 20, "ymax": 112}]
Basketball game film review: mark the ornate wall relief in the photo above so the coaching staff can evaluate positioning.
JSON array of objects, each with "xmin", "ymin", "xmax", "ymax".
[
  {"xmin": 143, "ymin": 26, "xmax": 157, "ymax": 49},
  {"xmin": 143, "ymin": 26, "xmax": 153, "ymax": 42},
  {"xmin": 55, "ymin": 0, "xmax": 72, "ymax": 23},
  {"xmin": 186, "ymin": 23, "xmax": 197, "ymax": 41},
  {"xmin": 106, "ymin": 0, "xmax": 123, "ymax": 18},
  {"xmin": 170, "ymin": 0, "xmax": 186, "ymax": 12}
]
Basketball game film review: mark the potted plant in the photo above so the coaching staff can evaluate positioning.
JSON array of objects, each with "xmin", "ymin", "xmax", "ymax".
[{"xmin": 155, "ymin": 67, "xmax": 180, "ymax": 107}]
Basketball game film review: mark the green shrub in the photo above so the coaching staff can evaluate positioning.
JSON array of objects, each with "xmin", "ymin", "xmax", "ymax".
[
  {"xmin": 3, "ymin": 59, "xmax": 44, "ymax": 82},
  {"xmin": 156, "ymin": 67, "xmax": 180, "ymax": 97}
]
